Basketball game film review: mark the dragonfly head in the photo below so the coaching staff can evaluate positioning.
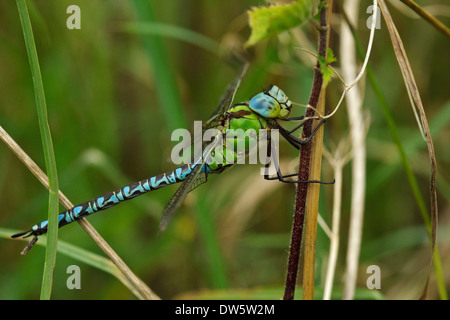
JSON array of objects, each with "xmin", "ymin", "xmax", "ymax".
[{"xmin": 248, "ymin": 85, "xmax": 292, "ymax": 119}]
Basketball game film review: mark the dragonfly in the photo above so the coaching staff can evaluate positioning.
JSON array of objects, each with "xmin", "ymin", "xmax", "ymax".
[{"xmin": 12, "ymin": 63, "xmax": 327, "ymax": 243}]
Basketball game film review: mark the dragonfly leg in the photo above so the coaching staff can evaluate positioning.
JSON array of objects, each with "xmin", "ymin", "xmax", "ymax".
[
  {"xmin": 276, "ymin": 115, "xmax": 327, "ymax": 153},
  {"xmin": 281, "ymin": 115, "xmax": 305, "ymax": 121},
  {"xmin": 263, "ymin": 132, "xmax": 299, "ymax": 182},
  {"xmin": 278, "ymin": 115, "xmax": 305, "ymax": 135},
  {"xmin": 286, "ymin": 120, "xmax": 306, "ymax": 135},
  {"xmin": 264, "ymin": 126, "xmax": 334, "ymax": 184},
  {"xmin": 278, "ymin": 117, "xmax": 327, "ymax": 147}
]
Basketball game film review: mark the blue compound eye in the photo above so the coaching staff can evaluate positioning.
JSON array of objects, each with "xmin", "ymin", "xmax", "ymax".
[
  {"xmin": 248, "ymin": 92, "xmax": 281, "ymax": 118},
  {"xmin": 268, "ymin": 85, "xmax": 287, "ymax": 104}
]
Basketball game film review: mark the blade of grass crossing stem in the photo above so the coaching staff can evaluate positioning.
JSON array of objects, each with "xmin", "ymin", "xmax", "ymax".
[
  {"xmin": 2, "ymin": 228, "xmax": 146, "ymax": 300},
  {"xmin": 0, "ymin": 124, "xmax": 159, "ymax": 300},
  {"xmin": 16, "ymin": 0, "xmax": 59, "ymax": 299}
]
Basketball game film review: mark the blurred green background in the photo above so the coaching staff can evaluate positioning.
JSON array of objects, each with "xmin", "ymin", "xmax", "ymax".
[{"xmin": 0, "ymin": 0, "xmax": 448, "ymax": 299}]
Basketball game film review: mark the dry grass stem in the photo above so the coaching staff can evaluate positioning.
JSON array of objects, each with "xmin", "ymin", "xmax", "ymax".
[
  {"xmin": 322, "ymin": 140, "xmax": 352, "ymax": 300},
  {"xmin": 0, "ymin": 124, "xmax": 159, "ymax": 300},
  {"xmin": 378, "ymin": 0, "xmax": 438, "ymax": 299},
  {"xmin": 341, "ymin": 0, "xmax": 368, "ymax": 300},
  {"xmin": 398, "ymin": 0, "xmax": 450, "ymax": 37}
]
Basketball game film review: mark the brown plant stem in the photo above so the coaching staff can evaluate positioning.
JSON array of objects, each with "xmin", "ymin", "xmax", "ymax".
[
  {"xmin": 379, "ymin": 0, "xmax": 438, "ymax": 300},
  {"xmin": 283, "ymin": 0, "xmax": 331, "ymax": 300},
  {"xmin": 399, "ymin": 0, "xmax": 450, "ymax": 38}
]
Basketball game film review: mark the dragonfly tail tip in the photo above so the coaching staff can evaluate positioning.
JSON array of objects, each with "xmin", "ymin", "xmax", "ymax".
[{"xmin": 11, "ymin": 229, "xmax": 34, "ymax": 239}]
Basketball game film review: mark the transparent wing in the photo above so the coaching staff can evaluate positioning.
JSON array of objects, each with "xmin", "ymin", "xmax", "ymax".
[
  {"xmin": 169, "ymin": 62, "xmax": 249, "ymax": 160},
  {"xmin": 158, "ymin": 160, "xmax": 204, "ymax": 232},
  {"xmin": 158, "ymin": 133, "xmax": 221, "ymax": 232},
  {"xmin": 159, "ymin": 64, "xmax": 249, "ymax": 231},
  {"xmin": 205, "ymin": 62, "xmax": 249, "ymax": 127}
]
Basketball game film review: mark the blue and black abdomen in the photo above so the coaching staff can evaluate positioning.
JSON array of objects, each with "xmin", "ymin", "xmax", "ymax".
[{"xmin": 12, "ymin": 164, "xmax": 197, "ymax": 238}]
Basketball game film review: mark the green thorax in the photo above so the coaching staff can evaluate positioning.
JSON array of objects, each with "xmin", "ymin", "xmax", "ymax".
[
  {"xmin": 207, "ymin": 104, "xmax": 267, "ymax": 172},
  {"xmin": 207, "ymin": 85, "xmax": 292, "ymax": 172}
]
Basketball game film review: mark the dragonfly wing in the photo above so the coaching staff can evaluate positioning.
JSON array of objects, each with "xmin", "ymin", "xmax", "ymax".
[
  {"xmin": 159, "ymin": 64, "xmax": 248, "ymax": 232},
  {"xmin": 185, "ymin": 171, "xmax": 208, "ymax": 193},
  {"xmin": 158, "ymin": 131, "xmax": 222, "ymax": 232},
  {"xmin": 158, "ymin": 161, "xmax": 204, "ymax": 232},
  {"xmin": 169, "ymin": 63, "xmax": 249, "ymax": 162},
  {"xmin": 205, "ymin": 62, "xmax": 249, "ymax": 126}
]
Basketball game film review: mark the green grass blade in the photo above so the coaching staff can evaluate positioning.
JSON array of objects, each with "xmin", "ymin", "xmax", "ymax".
[
  {"xmin": 16, "ymin": 0, "xmax": 59, "ymax": 300},
  {"xmin": 365, "ymin": 44, "xmax": 448, "ymax": 302},
  {"xmin": 367, "ymin": 69, "xmax": 429, "ymax": 227},
  {"xmin": 196, "ymin": 197, "xmax": 229, "ymax": 289},
  {"xmin": 119, "ymin": 21, "xmax": 220, "ymax": 55},
  {"xmin": 131, "ymin": 0, "xmax": 187, "ymax": 132},
  {"xmin": 3, "ymin": 229, "xmax": 144, "ymax": 299}
]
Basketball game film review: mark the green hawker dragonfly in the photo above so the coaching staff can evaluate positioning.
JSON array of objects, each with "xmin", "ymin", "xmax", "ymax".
[{"xmin": 12, "ymin": 63, "xmax": 327, "ymax": 243}]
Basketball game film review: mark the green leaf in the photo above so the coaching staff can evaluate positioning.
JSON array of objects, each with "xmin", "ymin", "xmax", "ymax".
[
  {"xmin": 318, "ymin": 48, "xmax": 336, "ymax": 87},
  {"xmin": 131, "ymin": 0, "xmax": 187, "ymax": 132},
  {"xmin": 313, "ymin": 0, "xmax": 326, "ymax": 21},
  {"xmin": 325, "ymin": 47, "xmax": 336, "ymax": 64},
  {"xmin": 246, "ymin": 0, "xmax": 312, "ymax": 47}
]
